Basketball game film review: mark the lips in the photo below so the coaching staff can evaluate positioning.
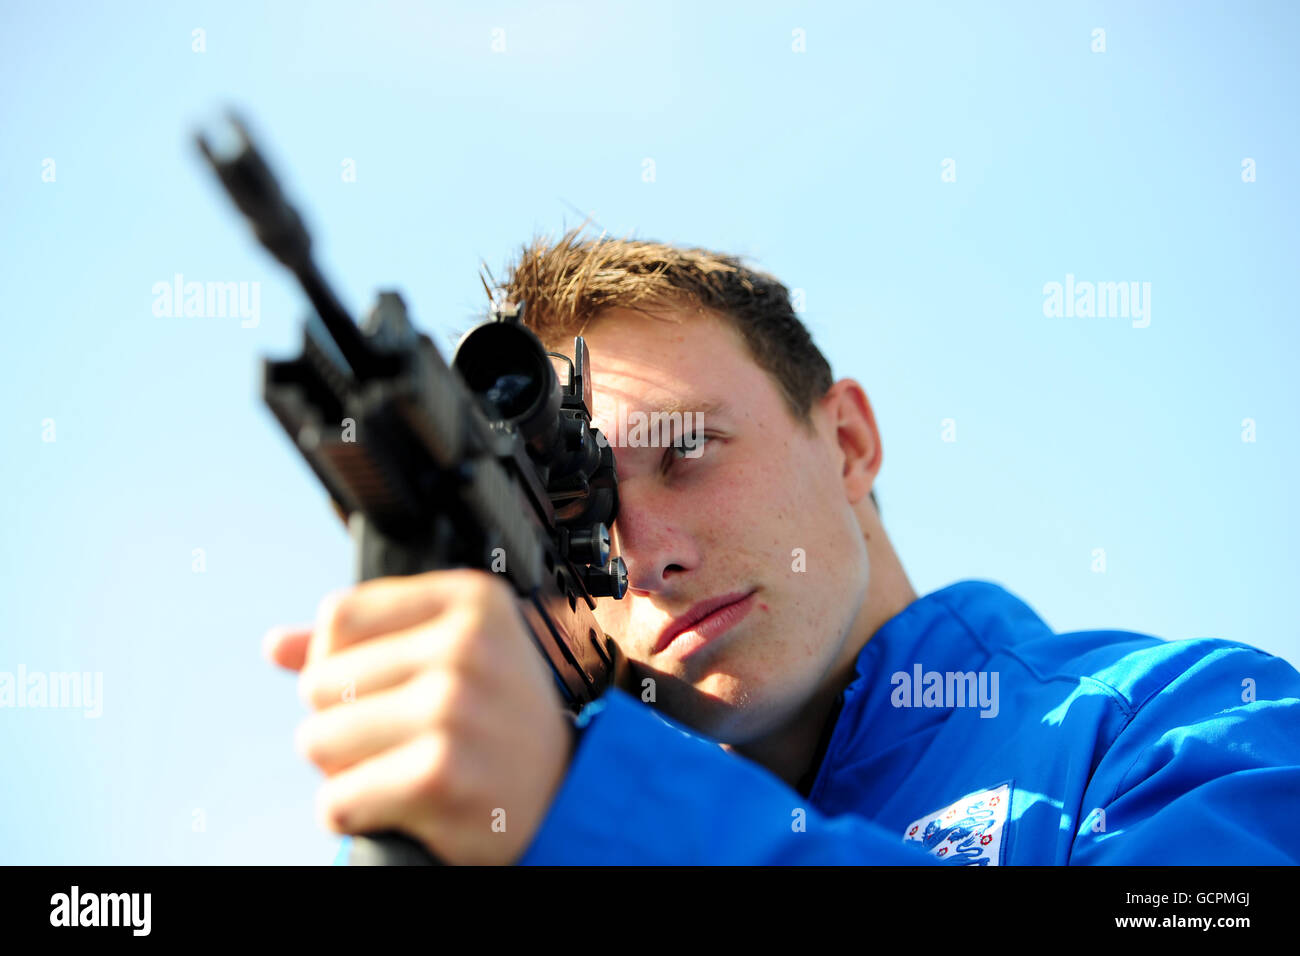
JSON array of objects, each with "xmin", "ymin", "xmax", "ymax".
[{"xmin": 653, "ymin": 590, "xmax": 759, "ymax": 655}]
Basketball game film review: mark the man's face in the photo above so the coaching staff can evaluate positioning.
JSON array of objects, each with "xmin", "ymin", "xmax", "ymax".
[{"xmin": 580, "ymin": 307, "xmax": 872, "ymax": 745}]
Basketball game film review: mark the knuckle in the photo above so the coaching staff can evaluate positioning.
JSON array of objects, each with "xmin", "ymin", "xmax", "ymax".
[
  {"xmin": 316, "ymin": 786, "xmax": 351, "ymax": 833},
  {"xmin": 410, "ymin": 611, "xmax": 480, "ymax": 676},
  {"xmin": 316, "ymin": 589, "xmax": 353, "ymax": 638},
  {"xmin": 409, "ymin": 733, "xmax": 463, "ymax": 803},
  {"xmin": 297, "ymin": 668, "xmax": 320, "ymax": 708},
  {"xmin": 408, "ymin": 674, "xmax": 447, "ymax": 729},
  {"xmin": 297, "ymin": 664, "xmax": 339, "ymax": 710},
  {"xmin": 447, "ymin": 626, "xmax": 487, "ymax": 676},
  {"xmin": 460, "ymin": 567, "xmax": 506, "ymax": 602},
  {"xmin": 411, "ymin": 624, "xmax": 446, "ymax": 667},
  {"xmin": 294, "ymin": 717, "xmax": 325, "ymax": 765},
  {"xmin": 410, "ymin": 670, "xmax": 471, "ymax": 731}
]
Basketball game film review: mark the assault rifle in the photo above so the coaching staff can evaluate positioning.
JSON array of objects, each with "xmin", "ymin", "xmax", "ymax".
[{"xmin": 196, "ymin": 115, "xmax": 631, "ymax": 865}]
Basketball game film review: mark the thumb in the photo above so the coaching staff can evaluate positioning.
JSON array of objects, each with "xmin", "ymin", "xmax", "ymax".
[{"xmin": 263, "ymin": 624, "xmax": 312, "ymax": 672}]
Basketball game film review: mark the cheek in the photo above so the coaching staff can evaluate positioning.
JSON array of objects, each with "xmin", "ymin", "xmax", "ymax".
[
  {"xmin": 592, "ymin": 600, "xmax": 631, "ymax": 643},
  {"xmin": 762, "ymin": 458, "xmax": 865, "ymax": 647},
  {"xmin": 726, "ymin": 446, "xmax": 834, "ymax": 572},
  {"xmin": 594, "ymin": 440, "xmax": 853, "ymax": 660}
]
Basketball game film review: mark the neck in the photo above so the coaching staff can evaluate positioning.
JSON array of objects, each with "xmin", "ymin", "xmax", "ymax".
[{"xmin": 726, "ymin": 504, "xmax": 917, "ymax": 788}]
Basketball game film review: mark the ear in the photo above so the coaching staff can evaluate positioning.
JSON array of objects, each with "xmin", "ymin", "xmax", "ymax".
[{"xmin": 817, "ymin": 379, "xmax": 882, "ymax": 505}]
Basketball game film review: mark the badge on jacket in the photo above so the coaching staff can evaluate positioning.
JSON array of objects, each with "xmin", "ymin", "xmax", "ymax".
[{"xmin": 902, "ymin": 781, "xmax": 1012, "ymax": 865}]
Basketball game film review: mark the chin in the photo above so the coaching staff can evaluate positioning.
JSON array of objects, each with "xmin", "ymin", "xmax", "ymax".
[{"xmin": 657, "ymin": 671, "xmax": 794, "ymax": 745}]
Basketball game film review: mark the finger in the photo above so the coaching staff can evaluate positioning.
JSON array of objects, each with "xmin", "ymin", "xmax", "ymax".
[
  {"xmin": 307, "ymin": 569, "xmax": 500, "ymax": 662},
  {"xmin": 295, "ymin": 671, "xmax": 458, "ymax": 775},
  {"xmin": 297, "ymin": 619, "xmax": 464, "ymax": 712},
  {"xmin": 264, "ymin": 625, "xmax": 312, "ymax": 672},
  {"xmin": 315, "ymin": 732, "xmax": 462, "ymax": 855}
]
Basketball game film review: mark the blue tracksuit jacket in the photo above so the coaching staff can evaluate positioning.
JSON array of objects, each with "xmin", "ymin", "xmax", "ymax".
[{"xmin": 338, "ymin": 580, "xmax": 1300, "ymax": 864}]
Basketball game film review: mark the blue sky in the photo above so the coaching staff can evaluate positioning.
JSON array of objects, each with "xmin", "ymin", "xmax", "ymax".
[{"xmin": 1, "ymin": 1, "xmax": 1296, "ymax": 864}]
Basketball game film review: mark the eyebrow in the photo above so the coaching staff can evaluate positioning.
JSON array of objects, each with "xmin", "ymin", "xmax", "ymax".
[{"xmin": 641, "ymin": 397, "xmax": 732, "ymax": 418}]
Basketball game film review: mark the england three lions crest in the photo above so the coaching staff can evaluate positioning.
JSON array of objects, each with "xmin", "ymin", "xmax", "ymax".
[{"xmin": 902, "ymin": 782, "xmax": 1012, "ymax": 866}]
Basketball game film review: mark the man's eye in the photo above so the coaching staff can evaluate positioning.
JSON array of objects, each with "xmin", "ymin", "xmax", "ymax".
[{"xmin": 670, "ymin": 434, "xmax": 711, "ymax": 460}]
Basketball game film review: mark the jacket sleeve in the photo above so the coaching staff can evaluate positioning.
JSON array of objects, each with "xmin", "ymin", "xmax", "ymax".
[
  {"xmin": 1070, "ymin": 644, "xmax": 1300, "ymax": 864},
  {"xmin": 516, "ymin": 687, "xmax": 935, "ymax": 864}
]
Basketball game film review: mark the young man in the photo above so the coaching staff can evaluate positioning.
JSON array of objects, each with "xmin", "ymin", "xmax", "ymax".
[{"xmin": 265, "ymin": 230, "xmax": 1300, "ymax": 865}]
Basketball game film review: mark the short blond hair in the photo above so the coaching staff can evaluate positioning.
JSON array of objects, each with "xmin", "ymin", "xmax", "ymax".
[{"xmin": 481, "ymin": 225, "xmax": 834, "ymax": 428}]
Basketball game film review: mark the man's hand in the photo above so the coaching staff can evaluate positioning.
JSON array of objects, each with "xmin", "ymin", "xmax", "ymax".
[{"xmin": 262, "ymin": 569, "xmax": 573, "ymax": 865}]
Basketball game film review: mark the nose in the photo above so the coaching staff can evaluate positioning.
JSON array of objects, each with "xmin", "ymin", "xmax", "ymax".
[{"xmin": 611, "ymin": 479, "xmax": 700, "ymax": 593}]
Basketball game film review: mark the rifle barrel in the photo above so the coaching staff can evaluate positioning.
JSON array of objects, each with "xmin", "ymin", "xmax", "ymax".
[{"xmin": 197, "ymin": 115, "xmax": 377, "ymax": 378}]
